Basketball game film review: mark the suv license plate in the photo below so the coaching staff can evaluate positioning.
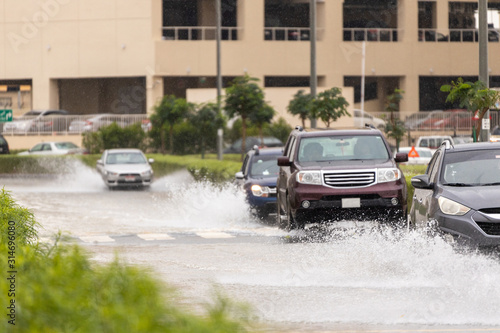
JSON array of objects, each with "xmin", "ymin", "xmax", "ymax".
[{"xmin": 342, "ymin": 198, "xmax": 360, "ymax": 208}]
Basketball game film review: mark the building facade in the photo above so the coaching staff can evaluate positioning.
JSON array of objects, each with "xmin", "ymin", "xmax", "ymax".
[{"xmin": 1, "ymin": 0, "xmax": 500, "ymax": 127}]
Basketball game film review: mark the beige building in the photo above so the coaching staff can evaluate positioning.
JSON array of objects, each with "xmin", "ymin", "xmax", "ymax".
[{"xmin": 1, "ymin": 0, "xmax": 500, "ymax": 129}]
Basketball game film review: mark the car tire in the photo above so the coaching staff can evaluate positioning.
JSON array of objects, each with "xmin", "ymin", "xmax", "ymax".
[{"xmin": 276, "ymin": 195, "xmax": 288, "ymax": 229}]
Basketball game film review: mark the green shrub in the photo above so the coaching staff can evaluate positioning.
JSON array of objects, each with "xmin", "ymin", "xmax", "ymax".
[
  {"xmin": 82, "ymin": 122, "xmax": 147, "ymax": 154},
  {"xmin": 0, "ymin": 188, "xmax": 39, "ymax": 246}
]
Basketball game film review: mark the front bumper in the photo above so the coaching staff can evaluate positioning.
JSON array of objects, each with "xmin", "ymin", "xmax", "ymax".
[
  {"xmin": 289, "ymin": 181, "xmax": 406, "ymax": 223},
  {"xmin": 105, "ymin": 174, "xmax": 152, "ymax": 187},
  {"xmin": 436, "ymin": 210, "xmax": 500, "ymax": 247}
]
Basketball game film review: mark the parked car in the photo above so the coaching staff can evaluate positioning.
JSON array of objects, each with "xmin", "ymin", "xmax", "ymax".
[
  {"xmin": 405, "ymin": 110, "xmax": 443, "ymax": 130},
  {"xmin": 224, "ymin": 136, "xmax": 283, "ymax": 154},
  {"xmin": 17, "ymin": 141, "xmax": 87, "ymax": 155},
  {"xmin": 234, "ymin": 146, "xmax": 283, "ymax": 219},
  {"xmin": 69, "ymin": 114, "xmax": 128, "ymax": 133},
  {"xmin": 397, "ymin": 146, "xmax": 433, "ymax": 165},
  {"xmin": 416, "ymin": 135, "xmax": 454, "ymax": 152},
  {"xmin": 410, "ymin": 141, "xmax": 500, "ymax": 249},
  {"xmin": 0, "ymin": 134, "xmax": 9, "ymax": 154},
  {"xmin": 276, "ymin": 126, "xmax": 408, "ymax": 230},
  {"xmin": 96, "ymin": 148, "xmax": 154, "ymax": 189},
  {"xmin": 353, "ymin": 109, "xmax": 385, "ymax": 130},
  {"xmin": 3, "ymin": 110, "xmax": 69, "ymax": 133}
]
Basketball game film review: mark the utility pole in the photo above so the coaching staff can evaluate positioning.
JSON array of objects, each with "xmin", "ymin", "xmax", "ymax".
[
  {"xmin": 310, "ymin": 0, "xmax": 317, "ymax": 129},
  {"xmin": 478, "ymin": 0, "xmax": 490, "ymax": 142},
  {"xmin": 216, "ymin": 0, "xmax": 223, "ymax": 159}
]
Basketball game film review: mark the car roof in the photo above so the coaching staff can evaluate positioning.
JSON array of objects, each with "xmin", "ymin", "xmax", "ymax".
[
  {"xmin": 291, "ymin": 127, "xmax": 384, "ymax": 138},
  {"xmin": 106, "ymin": 148, "xmax": 143, "ymax": 153},
  {"xmin": 445, "ymin": 142, "xmax": 500, "ymax": 152},
  {"xmin": 249, "ymin": 147, "xmax": 284, "ymax": 156}
]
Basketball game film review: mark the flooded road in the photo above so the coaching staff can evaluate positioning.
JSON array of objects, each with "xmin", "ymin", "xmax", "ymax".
[{"xmin": 2, "ymin": 160, "xmax": 500, "ymax": 332}]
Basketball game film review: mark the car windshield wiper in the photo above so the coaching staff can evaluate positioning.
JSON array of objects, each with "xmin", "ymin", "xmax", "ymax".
[
  {"xmin": 479, "ymin": 182, "xmax": 500, "ymax": 187},
  {"xmin": 444, "ymin": 183, "xmax": 475, "ymax": 187}
]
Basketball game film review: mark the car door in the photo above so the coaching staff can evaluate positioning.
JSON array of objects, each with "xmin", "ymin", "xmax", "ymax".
[{"xmin": 412, "ymin": 149, "xmax": 442, "ymax": 228}]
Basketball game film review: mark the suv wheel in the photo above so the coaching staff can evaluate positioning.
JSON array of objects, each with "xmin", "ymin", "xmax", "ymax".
[
  {"xmin": 286, "ymin": 197, "xmax": 303, "ymax": 231},
  {"xmin": 276, "ymin": 195, "xmax": 288, "ymax": 229}
]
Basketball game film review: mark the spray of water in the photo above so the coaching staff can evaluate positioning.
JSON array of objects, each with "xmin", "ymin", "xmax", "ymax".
[{"xmin": 218, "ymin": 227, "xmax": 500, "ymax": 326}]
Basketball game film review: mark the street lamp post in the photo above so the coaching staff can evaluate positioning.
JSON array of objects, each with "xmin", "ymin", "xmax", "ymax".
[
  {"xmin": 216, "ymin": 0, "xmax": 223, "ymax": 160},
  {"xmin": 310, "ymin": 0, "xmax": 317, "ymax": 129},
  {"xmin": 478, "ymin": 0, "xmax": 490, "ymax": 142}
]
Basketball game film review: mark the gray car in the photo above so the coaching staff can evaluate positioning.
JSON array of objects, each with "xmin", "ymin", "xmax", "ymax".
[
  {"xmin": 410, "ymin": 141, "xmax": 500, "ymax": 249},
  {"xmin": 96, "ymin": 149, "xmax": 154, "ymax": 189}
]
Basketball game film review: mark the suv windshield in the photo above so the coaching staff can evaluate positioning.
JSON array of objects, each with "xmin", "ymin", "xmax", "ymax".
[
  {"xmin": 297, "ymin": 135, "xmax": 389, "ymax": 162},
  {"xmin": 442, "ymin": 149, "xmax": 500, "ymax": 186}
]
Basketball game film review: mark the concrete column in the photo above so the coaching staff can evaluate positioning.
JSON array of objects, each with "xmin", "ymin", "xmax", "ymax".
[
  {"xmin": 436, "ymin": 1, "xmax": 449, "ymax": 35},
  {"xmin": 32, "ymin": 77, "xmax": 55, "ymax": 110},
  {"xmin": 239, "ymin": 0, "xmax": 263, "ymax": 43},
  {"xmin": 399, "ymin": 0, "xmax": 418, "ymax": 43},
  {"xmin": 146, "ymin": 75, "xmax": 164, "ymax": 115},
  {"xmin": 324, "ymin": 0, "xmax": 344, "ymax": 88},
  {"xmin": 400, "ymin": 74, "xmax": 419, "ymax": 116}
]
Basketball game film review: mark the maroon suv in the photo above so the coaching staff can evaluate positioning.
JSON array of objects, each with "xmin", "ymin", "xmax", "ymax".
[{"xmin": 276, "ymin": 127, "xmax": 408, "ymax": 230}]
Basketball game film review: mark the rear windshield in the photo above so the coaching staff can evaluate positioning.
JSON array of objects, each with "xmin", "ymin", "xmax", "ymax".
[{"xmin": 298, "ymin": 135, "xmax": 389, "ymax": 163}]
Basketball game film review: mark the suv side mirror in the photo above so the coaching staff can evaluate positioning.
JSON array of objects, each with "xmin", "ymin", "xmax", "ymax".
[
  {"xmin": 395, "ymin": 152, "xmax": 408, "ymax": 163},
  {"xmin": 277, "ymin": 156, "xmax": 291, "ymax": 167},
  {"xmin": 411, "ymin": 174, "xmax": 433, "ymax": 189}
]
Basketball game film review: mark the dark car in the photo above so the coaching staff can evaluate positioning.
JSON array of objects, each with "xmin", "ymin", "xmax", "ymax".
[
  {"xmin": 224, "ymin": 136, "xmax": 284, "ymax": 154},
  {"xmin": 235, "ymin": 146, "xmax": 283, "ymax": 219},
  {"xmin": 0, "ymin": 134, "xmax": 9, "ymax": 154},
  {"xmin": 276, "ymin": 126, "xmax": 408, "ymax": 230},
  {"xmin": 410, "ymin": 141, "xmax": 500, "ymax": 249}
]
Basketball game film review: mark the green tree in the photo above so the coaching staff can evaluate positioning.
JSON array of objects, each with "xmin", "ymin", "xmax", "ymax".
[
  {"xmin": 441, "ymin": 78, "xmax": 500, "ymax": 142},
  {"xmin": 287, "ymin": 90, "xmax": 314, "ymax": 128},
  {"xmin": 224, "ymin": 75, "xmax": 265, "ymax": 158},
  {"xmin": 150, "ymin": 95, "xmax": 193, "ymax": 153},
  {"xmin": 310, "ymin": 87, "xmax": 350, "ymax": 128},
  {"xmin": 249, "ymin": 103, "xmax": 276, "ymax": 145},
  {"xmin": 384, "ymin": 88, "xmax": 406, "ymax": 151},
  {"xmin": 190, "ymin": 103, "xmax": 226, "ymax": 159}
]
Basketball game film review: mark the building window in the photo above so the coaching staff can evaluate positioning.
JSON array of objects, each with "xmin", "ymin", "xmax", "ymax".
[
  {"xmin": 162, "ymin": 0, "xmax": 238, "ymax": 40},
  {"xmin": 264, "ymin": 0, "xmax": 312, "ymax": 41},
  {"xmin": 343, "ymin": 0, "xmax": 398, "ymax": 42}
]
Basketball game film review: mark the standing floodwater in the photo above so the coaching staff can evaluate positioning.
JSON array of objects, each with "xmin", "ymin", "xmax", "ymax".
[{"xmin": 2, "ymin": 161, "xmax": 500, "ymax": 331}]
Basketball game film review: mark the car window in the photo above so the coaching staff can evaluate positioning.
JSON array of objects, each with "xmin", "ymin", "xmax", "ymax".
[
  {"xmin": 42, "ymin": 144, "xmax": 52, "ymax": 151},
  {"xmin": 106, "ymin": 152, "xmax": 146, "ymax": 164},
  {"xmin": 426, "ymin": 150, "xmax": 441, "ymax": 182},
  {"xmin": 0, "ymin": 137, "xmax": 6, "ymax": 145},
  {"xmin": 284, "ymin": 136, "xmax": 295, "ymax": 161},
  {"xmin": 249, "ymin": 155, "xmax": 280, "ymax": 177},
  {"xmin": 30, "ymin": 143, "xmax": 44, "ymax": 152},
  {"xmin": 241, "ymin": 154, "xmax": 250, "ymax": 174},
  {"xmin": 55, "ymin": 142, "xmax": 78, "ymax": 149},
  {"xmin": 419, "ymin": 138, "xmax": 428, "ymax": 147}
]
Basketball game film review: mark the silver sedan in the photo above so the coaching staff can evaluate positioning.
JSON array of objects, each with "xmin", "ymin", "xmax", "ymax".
[{"xmin": 96, "ymin": 149, "xmax": 154, "ymax": 189}]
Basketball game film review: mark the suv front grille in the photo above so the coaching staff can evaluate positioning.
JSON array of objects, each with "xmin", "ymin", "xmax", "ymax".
[{"xmin": 323, "ymin": 171, "xmax": 375, "ymax": 188}]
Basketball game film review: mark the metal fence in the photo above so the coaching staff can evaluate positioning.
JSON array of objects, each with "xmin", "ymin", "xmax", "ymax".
[{"xmin": 0, "ymin": 114, "xmax": 149, "ymax": 135}]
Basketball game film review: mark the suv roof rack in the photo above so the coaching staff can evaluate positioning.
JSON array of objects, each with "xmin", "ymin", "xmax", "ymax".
[
  {"xmin": 295, "ymin": 125, "xmax": 304, "ymax": 131},
  {"xmin": 441, "ymin": 139, "xmax": 453, "ymax": 150}
]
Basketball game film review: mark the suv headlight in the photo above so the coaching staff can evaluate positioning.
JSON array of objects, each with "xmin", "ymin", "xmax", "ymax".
[
  {"xmin": 377, "ymin": 168, "xmax": 401, "ymax": 183},
  {"xmin": 251, "ymin": 184, "xmax": 270, "ymax": 197},
  {"xmin": 438, "ymin": 197, "xmax": 470, "ymax": 216},
  {"xmin": 297, "ymin": 171, "xmax": 322, "ymax": 185}
]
